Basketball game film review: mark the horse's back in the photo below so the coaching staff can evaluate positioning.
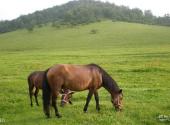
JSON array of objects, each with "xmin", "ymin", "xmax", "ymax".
[
  {"xmin": 48, "ymin": 64, "xmax": 90, "ymax": 77},
  {"xmin": 28, "ymin": 71, "xmax": 44, "ymax": 89},
  {"xmin": 47, "ymin": 64, "xmax": 102, "ymax": 91}
]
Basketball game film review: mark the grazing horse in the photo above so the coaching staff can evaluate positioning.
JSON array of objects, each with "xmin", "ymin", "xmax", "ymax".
[
  {"xmin": 28, "ymin": 71, "xmax": 73, "ymax": 107},
  {"xmin": 28, "ymin": 71, "xmax": 44, "ymax": 106},
  {"xmin": 42, "ymin": 64, "xmax": 123, "ymax": 118}
]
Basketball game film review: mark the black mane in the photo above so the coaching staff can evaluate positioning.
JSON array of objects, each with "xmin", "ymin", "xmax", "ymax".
[{"xmin": 88, "ymin": 63, "xmax": 120, "ymax": 93}]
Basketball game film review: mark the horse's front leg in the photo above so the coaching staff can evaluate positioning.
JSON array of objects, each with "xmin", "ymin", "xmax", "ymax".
[
  {"xmin": 94, "ymin": 91, "xmax": 100, "ymax": 112},
  {"xmin": 69, "ymin": 100, "xmax": 72, "ymax": 105},
  {"xmin": 83, "ymin": 89, "xmax": 94, "ymax": 112},
  {"xmin": 52, "ymin": 91, "xmax": 62, "ymax": 118}
]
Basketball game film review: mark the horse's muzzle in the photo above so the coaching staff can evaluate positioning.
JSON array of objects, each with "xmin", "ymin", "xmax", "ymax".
[
  {"xmin": 115, "ymin": 108, "xmax": 122, "ymax": 112},
  {"xmin": 115, "ymin": 105, "xmax": 123, "ymax": 112}
]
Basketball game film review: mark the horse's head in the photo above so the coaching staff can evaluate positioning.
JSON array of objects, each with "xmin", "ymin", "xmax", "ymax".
[
  {"xmin": 111, "ymin": 89, "xmax": 123, "ymax": 111},
  {"xmin": 60, "ymin": 91, "xmax": 74, "ymax": 107}
]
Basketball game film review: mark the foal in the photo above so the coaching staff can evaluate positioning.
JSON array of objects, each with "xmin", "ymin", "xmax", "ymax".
[
  {"xmin": 42, "ymin": 64, "xmax": 123, "ymax": 118},
  {"xmin": 28, "ymin": 71, "xmax": 44, "ymax": 106},
  {"xmin": 28, "ymin": 71, "xmax": 73, "ymax": 107},
  {"xmin": 60, "ymin": 89, "xmax": 74, "ymax": 107}
]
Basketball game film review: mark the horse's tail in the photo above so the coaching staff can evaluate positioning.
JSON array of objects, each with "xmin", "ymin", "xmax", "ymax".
[
  {"xmin": 27, "ymin": 73, "xmax": 34, "ymax": 106},
  {"xmin": 42, "ymin": 68, "xmax": 51, "ymax": 117},
  {"xmin": 27, "ymin": 74, "xmax": 31, "ymax": 94}
]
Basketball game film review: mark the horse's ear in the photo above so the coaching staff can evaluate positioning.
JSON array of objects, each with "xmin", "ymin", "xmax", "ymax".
[{"xmin": 119, "ymin": 89, "xmax": 122, "ymax": 94}]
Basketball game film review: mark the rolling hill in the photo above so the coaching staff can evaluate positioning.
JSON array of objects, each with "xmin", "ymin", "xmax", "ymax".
[
  {"xmin": 0, "ymin": 0, "xmax": 170, "ymax": 33},
  {"xmin": 0, "ymin": 21, "xmax": 170, "ymax": 125}
]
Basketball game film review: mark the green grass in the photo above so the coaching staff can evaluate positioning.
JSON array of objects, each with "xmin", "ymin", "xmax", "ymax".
[{"xmin": 0, "ymin": 21, "xmax": 170, "ymax": 125}]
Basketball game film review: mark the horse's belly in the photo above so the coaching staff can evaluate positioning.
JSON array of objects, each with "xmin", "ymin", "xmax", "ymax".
[{"xmin": 64, "ymin": 78, "xmax": 91, "ymax": 91}]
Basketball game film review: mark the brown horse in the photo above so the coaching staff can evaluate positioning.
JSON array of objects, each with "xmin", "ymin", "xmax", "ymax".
[
  {"xmin": 28, "ymin": 71, "xmax": 73, "ymax": 107},
  {"xmin": 42, "ymin": 64, "xmax": 123, "ymax": 118},
  {"xmin": 28, "ymin": 71, "xmax": 44, "ymax": 106}
]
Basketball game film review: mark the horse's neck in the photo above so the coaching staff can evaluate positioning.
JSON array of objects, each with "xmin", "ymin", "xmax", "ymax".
[
  {"xmin": 89, "ymin": 64, "xmax": 119, "ymax": 93},
  {"xmin": 102, "ymin": 73, "xmax": 119, "ymax": 94},
  {"xmin": 103, "ymin": 81, "xmax": 117, "ymax": 94}
]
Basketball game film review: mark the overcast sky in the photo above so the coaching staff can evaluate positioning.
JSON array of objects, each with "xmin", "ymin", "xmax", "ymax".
[{"xmin": 0, "ymin": 0, "xmax": 170, "ymax": 21}]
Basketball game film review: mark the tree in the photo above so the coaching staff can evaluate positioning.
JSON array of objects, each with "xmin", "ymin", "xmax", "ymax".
[
  {"xmin": 26, "ymin": 25, "xmax": 34, "ymax": 32},
  {"xmin": 0, "ymin": 0, "xmax": 170, "ymax": 34},
  {"xmin": 144, "ymin": 10, "xmax": 154, "ymax": 24}
]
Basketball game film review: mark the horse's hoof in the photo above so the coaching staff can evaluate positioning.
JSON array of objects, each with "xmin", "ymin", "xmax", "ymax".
[
  {"xmin": 96, "ymin": 108, "xmax": 100, "ymax": 112},
  {"xmin": 56, "ymin": 114, "xmax": 62, "ymax": 118},
  {"xmin": 45, "ymin": 113, "xmax": 50, "ymax": 118},
  {"xmin": 83, "ymin": 110, "xmax": 87, "ymax": 113},
  {"xmin": 60, "ymin": 104, "xmax": 64, "ymax": 107},
  {"xmin": 46, "ymin": 115, "xmax": 50, "ymax": 119},
  {"xmin": 83, "ymin": 108, "xmax": 87, "ymax": 113}
]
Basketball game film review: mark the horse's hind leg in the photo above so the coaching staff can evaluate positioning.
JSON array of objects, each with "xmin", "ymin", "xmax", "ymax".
[
  {"xmin": 94, "ymin": 91, "xmax": 100, "ymax": 112},
  {"xmin": 29, "ymin": 85, "xmax": 34, "ymax": 107},
  {"xmin": 52, "ymin": 91, "xmax": 62, "ymax": 118},
  {"xmin": 34, "ymin": 88, "xmax": 39, "ymax": 106},
  {"xmin": 83, "ymin": 89, "xmax": 94, "ymax": 112}
]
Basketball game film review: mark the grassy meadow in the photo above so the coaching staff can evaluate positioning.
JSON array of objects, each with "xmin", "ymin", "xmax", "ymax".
[{"xmin": 0, "ymin": 21, "xmax": 170, "ymax": 125}]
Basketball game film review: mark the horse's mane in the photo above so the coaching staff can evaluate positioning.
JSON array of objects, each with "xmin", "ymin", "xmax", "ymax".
[{"xmin": 88, "ymin": 63, "xmax": 120, "ymax": 93}]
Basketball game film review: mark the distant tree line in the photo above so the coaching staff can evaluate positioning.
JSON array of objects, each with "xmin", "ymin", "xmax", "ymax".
[{"xmin": 0, "ymin": 0, "xmax": 170, "ymax": 33}]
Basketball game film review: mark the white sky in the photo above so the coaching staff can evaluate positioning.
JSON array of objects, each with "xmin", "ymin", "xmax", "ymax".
[{"xmin": 0, "ymin": 0, "xmax": 170, "ymax": 21}]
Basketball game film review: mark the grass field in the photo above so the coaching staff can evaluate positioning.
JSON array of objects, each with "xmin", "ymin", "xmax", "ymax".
[{"xmin": 0, "ymin": 21, "xmax": 170, "ymax": 125}]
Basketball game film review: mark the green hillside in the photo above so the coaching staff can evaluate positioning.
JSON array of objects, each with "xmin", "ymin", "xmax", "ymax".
[
  {"xmin": 1, "ymin": 0, "xmax": 170, "ymax": 33},
  {"xmin": 0, "ymin": 21, "xmax": 170, "ymax": 125},
  {"xmin": 0, "ymin": 21, "xmax": 170, "ymax": 52}
]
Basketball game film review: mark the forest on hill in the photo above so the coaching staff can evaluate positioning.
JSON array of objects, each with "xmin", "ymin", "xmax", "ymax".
[{"xmin": 0, "ymin": 0, "xmax": 170, "ymax": 33}]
